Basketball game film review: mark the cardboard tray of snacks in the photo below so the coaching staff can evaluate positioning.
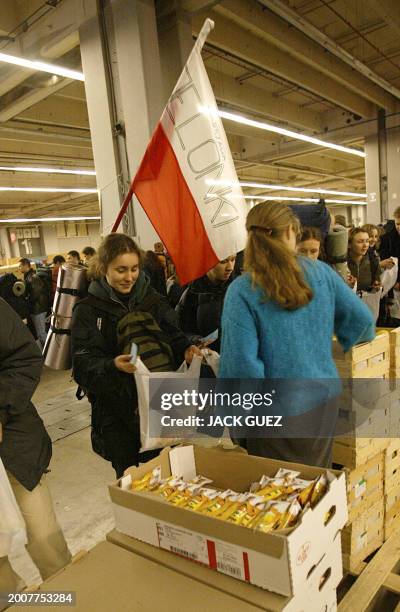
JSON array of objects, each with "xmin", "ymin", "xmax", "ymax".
[
  {"xmin": 108, "ymin": 444, "xmax": 347, "ymax": 598},
  {"xmin": 107, "ymin": 529, "xmax": 341, "ymax": 612}
]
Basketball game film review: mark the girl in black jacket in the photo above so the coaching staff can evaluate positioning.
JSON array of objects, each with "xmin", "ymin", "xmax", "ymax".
[{"xmin": 71, "ymin": 234, "xmax": 200, "ymax": 477}]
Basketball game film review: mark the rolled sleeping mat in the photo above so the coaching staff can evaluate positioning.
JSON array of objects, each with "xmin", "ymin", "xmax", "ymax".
[
  {"xmin": 325, "ymin": 224, "xmax": 349, "ymax": 281},
  {"xmin": 12, "ymin": 280, "xmax": 26, "ymax": 297},
  {"xmin": 43, "ymin": 264, "xmax": 87, "ymax": 370},
  {"xmin": 43, "ymin": 314, "xmax": 73, "ymax": 370},
  {"xmin": 52, "ymin": 263, "xmax": 87, "ymax": 318}
]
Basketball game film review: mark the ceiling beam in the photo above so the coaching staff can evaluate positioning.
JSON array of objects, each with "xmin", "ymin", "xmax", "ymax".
[
  {"xmin": 367, "ymin": 0, "xmax": 400, "ymax": 36},
  {"xmin": 16, "ymin": 94, "xmax": 89, "ymax": 129},
  {"xmin": 192, "ymin": 12, "xmax": 376, "ymax": 118},
  {"xmin": 254, "ymin": 0, "xmax": 400, "ymax": 103},
  {"xmin": 207, "ymin": 67, "xmax": 323, "ymax": 132},
  {"xmin": 0, "ymin": 78, "xmax": 73, "ymax": 122}
]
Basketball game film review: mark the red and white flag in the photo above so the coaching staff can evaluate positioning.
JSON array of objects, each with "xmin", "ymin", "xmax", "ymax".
[{"xmin": 112, "ymin": 19, "xmax": 247, "ymax": 285}]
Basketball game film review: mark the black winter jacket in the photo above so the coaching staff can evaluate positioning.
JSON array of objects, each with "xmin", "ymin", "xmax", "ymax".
[
  {"xmin": 0, "ymin": 298, "xmax": 51, "ymax": 490},
  {"xmin": 380, "ymin": 228, "xmax": 400, "ymax": 281},
  {"xmin": 176, "ymin": 275, "xmax": 233, "ymax": 352},
  {"xmin": 71, "ymin": 273, "xmax": 191, "ymax": 435},
  {"xmin": 24, "ymin": 268, "xmax": 50, "ymax": 315}
]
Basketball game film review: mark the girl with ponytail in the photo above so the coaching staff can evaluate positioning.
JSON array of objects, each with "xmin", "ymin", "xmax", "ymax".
[{"xmin": 219, "ymin": 202, "xmax": 375, "ymax": 467}]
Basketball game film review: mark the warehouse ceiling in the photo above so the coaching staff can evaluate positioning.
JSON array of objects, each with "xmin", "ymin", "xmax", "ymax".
[{"xmin": 0, "ymin": 0, "xmax": 399, "ymax": 221}]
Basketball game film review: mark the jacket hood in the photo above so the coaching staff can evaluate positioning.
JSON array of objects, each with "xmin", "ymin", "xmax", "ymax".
[
  {"xmin": 88, "ymin": 270, "xmax": 150, "ymax": 307},
  {"xmin": 189, "ymin": 273, "xmax": 234, "ymax": 295}
]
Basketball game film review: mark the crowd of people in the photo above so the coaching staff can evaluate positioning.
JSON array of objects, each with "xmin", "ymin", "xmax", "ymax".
[{"xmin": 2, "ymin": 201, "xmax": 400, "ymax": 591}]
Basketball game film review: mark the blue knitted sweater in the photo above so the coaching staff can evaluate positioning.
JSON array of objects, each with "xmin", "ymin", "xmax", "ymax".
[{"xmin": 219, "ymin": 258, "xmax": 375, "ymax": 380}]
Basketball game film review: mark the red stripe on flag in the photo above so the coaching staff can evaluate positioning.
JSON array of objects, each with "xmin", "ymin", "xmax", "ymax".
[{"xmin": 133, "ymin": 123, "xmax": 218, "ymax": 284}]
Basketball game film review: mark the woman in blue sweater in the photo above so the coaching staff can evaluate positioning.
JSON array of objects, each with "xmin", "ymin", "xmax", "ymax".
[{"xmin": 219, "ymin": 202, "xmax": 375, "ymax": 467}]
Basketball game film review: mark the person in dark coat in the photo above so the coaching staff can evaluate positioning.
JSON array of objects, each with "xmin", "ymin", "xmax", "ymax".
[
  {"xmin": 379, "ymin": 207, "xmax": 400, "ymax": 288},
  {"xmin": 176, "ymin": 255, "xmax": 236, "ymax": 353},
  {"xmin": 71, "ymin": 233, "xmax": 200, "ymax": 477},
  {"xmin": 0, "ymin": 298, "xmax": 70, "ymax": 591},
  {"xmin": 0, "ymin": 273, "xmax": 29, "ymax": 320},
  {"xmin": 19, "ymin": 258, "xmax": 50, "ymax": 349},
  {"xmin": 347, "ymin": 228, "xmax": 381, "ymax": 291},
  {"xmin": 143, "ymin": 250, "xmax": 167, "ymax": 295}
]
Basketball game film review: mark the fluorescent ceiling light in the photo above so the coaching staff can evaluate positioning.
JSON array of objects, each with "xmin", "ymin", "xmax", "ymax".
[
  {"xmin": 215, "ymin": 109, "xmax": 366, "ymax": 158},
  {"xmin": 0, "ymin": 187, "xmax": 98, "ymax": 193},
  {"xmin": 0, "ymin": 52, "xmax": 84, "ymax": 81},
  {"xmin": 0, "ymin": 166, "xmax": 96, "ymax": 176},
  {"xmin": 0, "ymin": 216, "xmax": 101, "ymax": 223},
  {"xmin": 240, "ymin": 182, "xmax": 366, "ymax": 198},
  {"xmin": 243, "ymin": 195, "xmax": 366, "ymax": 205},
  {"xmin": 207, "ymin": 178, "xmax": 366, "ymax": 198}
]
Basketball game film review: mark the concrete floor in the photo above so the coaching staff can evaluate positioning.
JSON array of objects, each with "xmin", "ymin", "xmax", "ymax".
[{"xmin": 9, "ymin": 367, "xmax": 116, "ymax": 587}]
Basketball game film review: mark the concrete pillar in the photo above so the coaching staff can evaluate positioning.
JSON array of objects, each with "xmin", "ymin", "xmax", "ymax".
[
  {"xmin": 79, "ymin": 0, "xmax": 164, "ymax": 247},
  {"xmin": 79, "ymin": 0, "xmax": 122, "ymax": 236},
  {"xmin": 157, "ymin": 1, "xmax": 193, "ymax": 101},
  {"xmin": 386, "ymin": 116, "xmax": 400, "ymax": 218},
  {"xmin": 365, "ymin": 134, "xmax": 383, "ymax": 225}
]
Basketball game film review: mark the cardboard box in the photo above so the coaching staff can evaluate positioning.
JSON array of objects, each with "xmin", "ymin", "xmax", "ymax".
[
  {"xmin": 344, "ymin": 452, "xmax": 384, "ymax": 524},
  {"xmin": 342, "ymin": 499, "xmax": 384, "ymax": 572},
  {"xmin": 108, "ymin": 445, "xmax": 347, "ymax": 597},
  {"xmin": 107, "ymin": 529, "xmax": 341, "ymax": 612},
  {"xmin": 10, "ymin": 541, "xmax": 273, "ymax": 612}
]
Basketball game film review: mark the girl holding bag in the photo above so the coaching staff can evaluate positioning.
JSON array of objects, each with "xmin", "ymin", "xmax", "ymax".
[
  {"xmin": 71, "ymin": 233, "xmax": 200, "ymax": 477},
  {"xmin": 218, "ymin": 202, "xmax": 375, "ymax": 467}
]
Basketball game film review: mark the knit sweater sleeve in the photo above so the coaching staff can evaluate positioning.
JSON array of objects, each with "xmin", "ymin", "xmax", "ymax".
[
  {"xmin": 219, "ymin": 282, "xmax": 265, "ymax": 378},
  {"xmin": 330, "ymin": 265, "xmax": 375, "ymax": 352}
]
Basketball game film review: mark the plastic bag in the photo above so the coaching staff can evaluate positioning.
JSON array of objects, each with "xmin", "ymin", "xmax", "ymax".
[
  {"xmin": 134, "ymin": 355, "xmax": 203, "ymax": 452},
  {"xmin": 0, "ymin": 459, "xmax": 27, "ymax": 557},
  {"xmin": 381, "ymin": 258, "xmax": 398, "ymax": 298},
  {"xmin": 360, "ymin": 288, "xmax": 383, "ymax": 322}
]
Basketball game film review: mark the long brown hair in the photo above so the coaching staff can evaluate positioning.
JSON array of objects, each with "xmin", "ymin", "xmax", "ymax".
[
  {"xmin": 244, "ymin": 202, "xmax": 313, "ymax": 310},
  {"xmin": 89, "ymin": 233, "xmax": 142, "ymax": 279}
]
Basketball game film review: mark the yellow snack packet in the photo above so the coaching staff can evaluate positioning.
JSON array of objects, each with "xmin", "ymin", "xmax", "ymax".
[
  {"xmin": 167, "ymin": 482, "xmax": 205, "ymax": 506},
  {"xmin": 182, "ymin": 488, "xmax": 217, "ymax": 512},
  {"xmin": 257, "ymin": 485, "xmax": 285, "ymax": 501},
  {"xmin": 296, "ymin": 479, "xmax": 316, "ymax": 508},
  {"xmin": 274, "ymin": 468, "xmax": 300, "ymax": 485},
  {"xmin": 253, "ymin": 502, "xmax": 289, "ymax": 533},
  {"xmin": 200, "ymin": 490, "xmax": 237, "ymax": 517},
  {"xmin": 132, "ymin": 467, "xmax": 161, "ymax": 491},
  {"xmin": 224, "ymin": 495, "xmax": 264, "ymax": 526},
  {"xmin": 156, "ymin": 477, "xmax": 183, "ymax": 499},
  {"xmin": 277, "ymin": 499, "xmax": 302, "ymax": 530},
  {"xmin": 310, "ymin": 474, "xmax": 327, "ymax": 508}
]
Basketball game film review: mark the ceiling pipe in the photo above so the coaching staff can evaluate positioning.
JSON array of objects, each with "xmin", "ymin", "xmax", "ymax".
[{"xmin": 258, "ymin": 0, "xmax": 400, "ymax": 100}]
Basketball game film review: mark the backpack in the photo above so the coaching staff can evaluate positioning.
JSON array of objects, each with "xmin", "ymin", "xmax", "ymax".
[
  {"xmin": 35, "ymin": 266, "xmax": 52, "ymax": 301},
  {"xmin": 116, "ymin": 309, "xmax": 175, "ymax": 372},
  {"xmin": 0, "ymin": 274, "xmax": 29, "ymax": 319}
]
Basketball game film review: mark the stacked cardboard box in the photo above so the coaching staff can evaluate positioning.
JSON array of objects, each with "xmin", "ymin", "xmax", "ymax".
[
  {"xmin": 332, "ymin": 332, "xmax": 392, "ymax": 571},
  {"xmin": 383, "ymin": 439, "xmax": 400, "ymax": 541},
  {"xmin": 379, "ymin": 326, "xmax": 400, "ymax": 381},
  {"xmin": 109, "ymin": 445, "xmax": 347, "ymax": 611},
  {"xmin": 333, "ymin": 331, "xmax": 390, "ymax": 380}
]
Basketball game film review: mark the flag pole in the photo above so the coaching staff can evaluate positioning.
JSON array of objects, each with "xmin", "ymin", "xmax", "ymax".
[{"xmin": 110, "ymin": 19, "xmax": 215, "ymax": 234}]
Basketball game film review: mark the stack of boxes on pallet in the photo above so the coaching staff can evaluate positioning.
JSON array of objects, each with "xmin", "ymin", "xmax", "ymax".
[{"xmin": 333, "ymin": 330, "xmax": 400, "ymax": 572}]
